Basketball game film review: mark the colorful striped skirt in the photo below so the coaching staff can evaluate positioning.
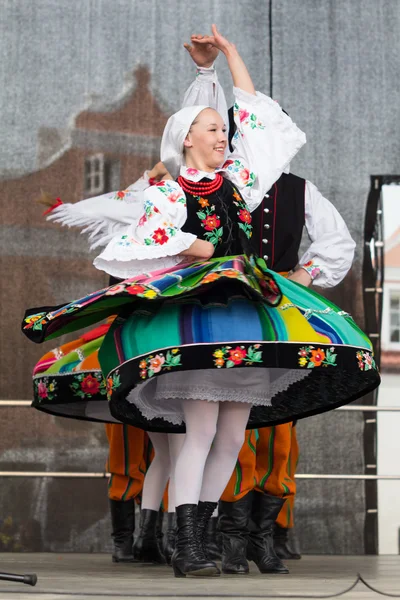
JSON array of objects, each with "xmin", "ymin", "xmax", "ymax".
[{"xmin": 24, "ymin": 255, "xmax": 380, "ymax": 432}]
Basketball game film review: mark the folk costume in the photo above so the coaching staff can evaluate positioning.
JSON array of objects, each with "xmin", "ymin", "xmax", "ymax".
[
  {"xmin": 23, "ymin": 90, "xmax": 377, "ymax": 431},
  {"xmin": 23, "ymin": 72, "xmax": 378, "ymax": 578}
]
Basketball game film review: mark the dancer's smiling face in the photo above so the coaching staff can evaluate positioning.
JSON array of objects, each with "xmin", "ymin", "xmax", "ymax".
[{"xmin": 184, "ymin": 108, "xmax": 227, "ymax": 172}]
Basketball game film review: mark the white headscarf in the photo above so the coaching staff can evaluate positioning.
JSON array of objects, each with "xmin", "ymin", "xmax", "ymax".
[{"xmin": 160, "ymin": 105, "xmax": 209, "ymax": 179}]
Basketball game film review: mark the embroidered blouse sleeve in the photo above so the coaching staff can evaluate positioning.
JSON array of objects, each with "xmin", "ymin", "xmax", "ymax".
[
  {"xmin": 182, "ymin": 65, "xmax": 228, "ymax": 124},
  {"xmin": 93, "ymin": 180, "xmax": 196, "ymax": 272},
  {"xmin": 47, "ymin": 172, "xmax": 153, "ymax": 250},
  {"xmin": 299, "ymin": 181, "xmax": 356, "ymax": 288},
  {"xmin": 219, "ymin": 88, "xmax": 306, "ymax": 212}
]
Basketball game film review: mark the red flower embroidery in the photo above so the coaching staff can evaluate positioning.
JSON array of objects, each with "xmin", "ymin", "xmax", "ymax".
[
  {"xmin": 117, "ymin": 191, "xmax": 126, "ymax": 199},
  {"xmin": 126, "ymin": 284, "xmax": 146, "ymax": 296},
  {"xmin": 238, "ymin": 109, "xmax": 250, "ymax": 123},
  {"xmin": 152, "ymin": 228, "xmax": 169, "ymax": 245},
  {"xmin": 229, "ymin": 346, "xmax": 247, "ymax": 365},
  {"xmin": 310, "ymin": 349, "xmax": 326, "ymax": 366},
  {"xmin": 239, "ymin": 209, "xmax": 252, "ymax": 224},
  {"xmin": 203, "ymin": 215, "xmax": 221, "ymax": 231},
  {"xmin": 222, "ymin": 159, "xmax": 234, "ymax": 169},
  {"xmin": 138, "ymin": 214, "xmax": 147, "ymax": 227},
  {"xmin": 81, "ymin": 375, "xmax": 100, "ymax": 395},
  {"xmin": 168, "ymin": 191, "xmax": 182, "ymax": 203}
]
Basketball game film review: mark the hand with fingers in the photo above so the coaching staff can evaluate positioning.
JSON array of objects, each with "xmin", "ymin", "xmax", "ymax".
[
  {"xmin": 188, "ymin": 24, "xmax": 237, "ymax": 58},
  {"xmin": 184, "ymin": 34, "xmax": 219, "ymax": 68},
  {"xmin": 191, "ymin": 24, "xmax": 255, "ymax": 95}
]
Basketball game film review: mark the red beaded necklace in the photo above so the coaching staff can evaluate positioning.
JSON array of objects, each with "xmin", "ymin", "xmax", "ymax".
[{"xmin": 177, "ymin": 173, "xmax": 224, "ymax": 197}]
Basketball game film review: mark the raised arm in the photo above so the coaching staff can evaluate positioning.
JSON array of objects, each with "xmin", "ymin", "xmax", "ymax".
[
  {"xmin": 194, "ymin": 25, "xmax": 255, "ymax": 95},
  {"xmin": 194, "ymin": 25, "xmax": 306, "ymax": 211},
  {"xmin": 182, "ymin": 33, "xmax": 228, "ymax": 124}
]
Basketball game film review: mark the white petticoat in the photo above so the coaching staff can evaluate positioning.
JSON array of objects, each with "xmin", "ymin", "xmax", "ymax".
[{"xmin": 126, "ymin": 368, "xmax": 311, "ymax": 425}]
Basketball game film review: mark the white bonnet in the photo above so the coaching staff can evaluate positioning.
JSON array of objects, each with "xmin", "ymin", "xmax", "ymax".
[{"xmin": 160, "ymin": 105, "xmax": 209, "ymax": 179}]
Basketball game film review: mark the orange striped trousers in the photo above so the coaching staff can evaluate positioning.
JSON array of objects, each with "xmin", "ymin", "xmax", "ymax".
[
  {"xmin": 105, "ymin": 424, "xmax": 153, "ymax": 503},
  {"xmin": 221, "ymin": 423, "xmax": 299, "ymax": 528}
]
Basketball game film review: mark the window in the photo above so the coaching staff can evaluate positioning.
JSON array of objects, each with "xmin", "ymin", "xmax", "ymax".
[
  {"xmin": 84, "ymin": 154, "xmax": 105, "ymax": 195},
  {"xmin": 389, "ymin": 293, "xmax": 400, "ymax": 343}
]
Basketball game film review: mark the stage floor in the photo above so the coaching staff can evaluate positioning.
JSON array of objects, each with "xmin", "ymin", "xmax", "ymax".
[{"xmin": 0, "ymin": 554, "xmax": 399, "ymax": 599}]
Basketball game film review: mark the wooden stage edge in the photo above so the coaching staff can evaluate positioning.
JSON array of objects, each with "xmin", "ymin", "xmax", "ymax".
[{"xmin": 0, "ymin": 554, "xmax": 399, "ymax": 599}]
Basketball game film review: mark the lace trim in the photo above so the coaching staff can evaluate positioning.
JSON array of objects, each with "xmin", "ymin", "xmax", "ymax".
[{"xmin": 127, "ymin": 369, "xmax": 311, "ymax": 426}]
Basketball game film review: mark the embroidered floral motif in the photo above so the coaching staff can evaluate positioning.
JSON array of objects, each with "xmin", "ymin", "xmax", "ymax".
[
  {"xmin": 155, "ymin": 181, "xmax": 187, "ymax": 205},
  {"xmin": 24, "ymin": 312, "xmax": 47, "ymax": 331},
  {"xmin": 70, "ymin": 373, "xmax": 106, "ymax": 399},
  {"xmin": 222, "ymin": 159, "xmax": 256, "ymax": 188},
  {"xmin": 213, "ymin": 344, "xmax": 263, "ymax": 369},
  {"xmin": 107, "ymin": 370, "xmax": 122, "ymax": 400},
  {"xmin": 105, "ymin": 284, "xmax": 126, "ymax": 296},
  {"xmin": 185, "ymin": 168, "xmax": 200, "ymax": 176},
  {"xmin": 232, "ymin": 188, "xmax": 253, "ymax": 239},
  {"xmin": 356, "ymin": 351, "xmax": 376, "ymax": 371},
  {"xmin": 301, "ymin": 260, "xmax": 322, "ymax": 281},
  {"xmin": 144, "ymin": 225, "xmax": 178, "ymax": 246},
  {"xmin": 139, "ymin": 349, "xmax": 182, "ymax": 380},
  {"xmin": 234, "ymin": 102, "xmax": 266, "ymax": 131},
  {"xmin": 117, "ymin": 234, "xmax": 141, "ymax": 248},
  {"xmin": 34, "ymin": 378, "xmax": 58, "ymax": 402},
  {"xmin": 195, "ymin": 196, "xmax": 223, "ymax": 247},
  {"xmin": 298, "ymin": 346, "xmax": 337, "ymax": 369},
  {"xmin": 114, "ymin": 189, "xmax": 130, "ymax": 201}
]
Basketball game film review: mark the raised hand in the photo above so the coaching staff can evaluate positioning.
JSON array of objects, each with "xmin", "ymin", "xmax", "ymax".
[
  {"xmin": 194, "ymin": 24, "xmax": 255, "ymax": 95},
  {"xmin": 191, "ymin": 24, "xmax": 236, "ymax": 57},
  {"xmin": 183, "ymin": 35, "xmax": 219, "ymax": 68}
]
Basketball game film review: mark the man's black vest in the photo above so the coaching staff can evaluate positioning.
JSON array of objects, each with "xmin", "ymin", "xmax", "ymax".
[{"xmin": 250, "ymin": 172, "xmax": 306, "ymax": 273}]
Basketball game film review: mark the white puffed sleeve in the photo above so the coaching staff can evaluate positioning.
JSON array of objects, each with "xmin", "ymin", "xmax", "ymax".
[
  {"xmin": 182, "ymin": 65, "xmax": 228, "ymax": 126},
  {"xmin": 299, "ymin": 181, "xmax": 356, "ymax": 288},
  {"xmin": 219, "ymin": 88, "xmax": 306, "ymax": 212},
  {"xmin": 47, "ymin": 172, "xmax": 153, "ymax": 250},
  {"xmin": 93, "ymin": 181, "xmax": 197, "ymax": 279}
]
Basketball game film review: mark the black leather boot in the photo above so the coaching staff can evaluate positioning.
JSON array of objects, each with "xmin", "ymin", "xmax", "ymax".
[
  {"xmin": 247, "ymin": 492, "xmax": 289, "ymax": 574},
  {"xmin": 197, "ymin": 501, "xmax": 221, "ymax": 560},
  {"xmin": 274, "ymin": 524, "xmax": 301, "ymax": 560},
  {"xmin": 163, "ymin": 512, "xmax": 177, "ymax": 565},
  {"xmin": 109, "ymin": 499, "xmax": 135, "ymax": 563},
  {"xmin": 171, "ymin": 504, "xmax": 220, "ymax": 578},
  {"xmin": 218, "ymin": 492, "xmax": 253, "ymax": 574},
  {"xmin": 133, "ymin": 508, "xmax": 166, "ymax": 564}
]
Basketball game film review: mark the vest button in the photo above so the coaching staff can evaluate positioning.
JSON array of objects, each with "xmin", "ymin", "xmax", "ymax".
[
  {"xmin": 263, "ymin": 255, "xmax": 269, "ymax": 260},
  {"xmin": 264, "ymin": 224, "xmax": 270, "ymax": 229},
  {"xmin": 264, "ymin": 208, "xmax": 270, "ymax": 213},
  {"xmin": 262, "ymin": 239, "xmax": 269, "ymax": 244}
]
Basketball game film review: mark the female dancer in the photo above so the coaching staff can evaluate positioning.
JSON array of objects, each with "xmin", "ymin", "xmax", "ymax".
[{"xmin": 23, "ymin": 26, "xmax": 379, "ymax": 577}]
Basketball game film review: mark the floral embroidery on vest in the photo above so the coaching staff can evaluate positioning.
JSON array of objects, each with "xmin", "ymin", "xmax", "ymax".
[
  {"xmin": 195, "ymin": 196, "xmax": 223, "ymax": 247},
  {"xmin": 232, "ymin": 188, "xmax": 253, "ymax": 239}
]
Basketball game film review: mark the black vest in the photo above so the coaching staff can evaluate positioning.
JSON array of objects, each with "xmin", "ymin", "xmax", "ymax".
[{"xmin": 250, "ymin": 173, "xmax": 306, "ymax": 273}]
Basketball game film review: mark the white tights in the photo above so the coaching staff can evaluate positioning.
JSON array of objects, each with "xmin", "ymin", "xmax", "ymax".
[
  {"xmin": 174, "ymin": 400, "xmax": 251, "ymax": 507},
  {"xmin": 141, "ymin": 432, "xmax": 185, "ymax": 512}
]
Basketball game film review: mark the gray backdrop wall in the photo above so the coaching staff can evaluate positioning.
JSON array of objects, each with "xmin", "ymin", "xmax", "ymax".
[{"xmin": 0, "ymin": 0, "xmax": 399, "ymax": 553}]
